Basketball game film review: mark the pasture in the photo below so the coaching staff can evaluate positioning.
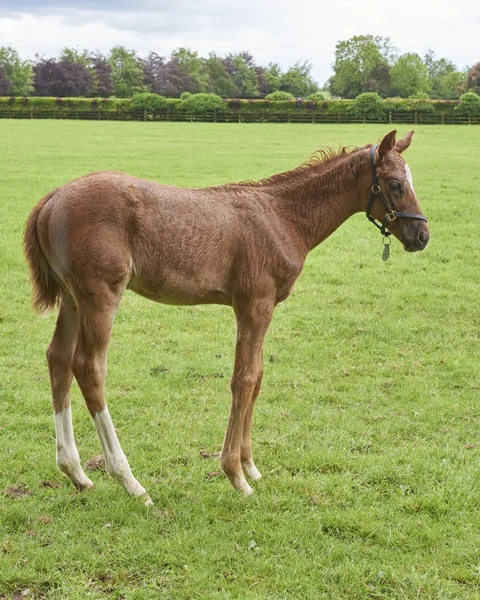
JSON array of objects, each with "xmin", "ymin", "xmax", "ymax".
[{"xmin": 0, "ymin": 120, "xmax": 479, "ymax": 599}]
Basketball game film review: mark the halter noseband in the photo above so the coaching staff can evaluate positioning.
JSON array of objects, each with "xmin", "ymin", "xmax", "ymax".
[{"xmin": 366, "ymin": 144, "xmax": 428, "ymax": 237}]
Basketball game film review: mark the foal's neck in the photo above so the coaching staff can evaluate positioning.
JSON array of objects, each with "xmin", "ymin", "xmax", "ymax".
[{"xmin": 275, "ymin": 149, "xmax": 369, "ymax": 252}]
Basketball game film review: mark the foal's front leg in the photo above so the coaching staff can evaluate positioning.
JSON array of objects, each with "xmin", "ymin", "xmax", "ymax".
[{"xmin": 221, "ymin": 298, "xmax": 274, "ymax": 495}]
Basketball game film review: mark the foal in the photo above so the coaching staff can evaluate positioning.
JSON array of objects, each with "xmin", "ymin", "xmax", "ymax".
[{"xmin": 24, "ymin": 130, "xmax": 429, "ymax": 504}]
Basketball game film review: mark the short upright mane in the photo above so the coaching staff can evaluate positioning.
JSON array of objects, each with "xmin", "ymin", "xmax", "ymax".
[{"xmin": 236, "ymin": 144, "xmax": 373, "ymax": 188}]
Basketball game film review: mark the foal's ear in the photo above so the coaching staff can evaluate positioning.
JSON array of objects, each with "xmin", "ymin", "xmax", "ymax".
[
  {"xmin": 395, "ymin": 130, "xmax": 414, "ymax": 154},
  {"xmin": 375, "ymin": 130, "xmax": 397, "ymax": 163}
]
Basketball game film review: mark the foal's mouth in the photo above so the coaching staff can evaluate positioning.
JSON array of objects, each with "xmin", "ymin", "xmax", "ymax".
[{"xmin": 403, "ymin": 229, "xmax": 429, "ymax": 252}]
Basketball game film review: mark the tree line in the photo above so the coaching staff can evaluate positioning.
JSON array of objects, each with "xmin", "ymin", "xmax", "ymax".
[
  {"xmin": 329, "ymin": 35, "xmax": 478, "ymax": 99},
  {"xmin": 0, "ymin": 37, "xmax": 478, "ymax": 99},
  {"xmin": 0, "ymin": 46, "xmax": 318, "ymax": 99}
]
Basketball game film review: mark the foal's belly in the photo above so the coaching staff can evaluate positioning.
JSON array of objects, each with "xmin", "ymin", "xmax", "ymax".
[{"xmin": 127, "ymin": 274, "xmax": 232, "ymax": 306}]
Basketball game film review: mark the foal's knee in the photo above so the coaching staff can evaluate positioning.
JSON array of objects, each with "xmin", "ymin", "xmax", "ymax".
[{"xmin": 230, "ymin": 372, "xmax": 257, "ymax": 397}]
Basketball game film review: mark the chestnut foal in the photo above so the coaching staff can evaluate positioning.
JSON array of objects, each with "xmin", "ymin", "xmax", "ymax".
[{"xmin": 24, "ymin": 130, "xmax": 429, "ymax": 504}]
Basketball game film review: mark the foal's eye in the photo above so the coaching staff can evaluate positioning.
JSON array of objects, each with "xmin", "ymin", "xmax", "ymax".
[{"xmin": 389, "ymin": 181, "xmax": 402, "ymax": 191}]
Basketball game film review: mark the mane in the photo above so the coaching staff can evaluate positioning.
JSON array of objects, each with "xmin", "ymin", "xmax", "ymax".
[{"xmin": 234, "ymin": 144, "xmax": 373, "ymax": 188}]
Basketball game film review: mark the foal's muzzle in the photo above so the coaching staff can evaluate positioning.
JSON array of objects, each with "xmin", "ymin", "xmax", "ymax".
[{"xmin": 402, "ymin": 223, "xmax": 430, "ymax": 252}]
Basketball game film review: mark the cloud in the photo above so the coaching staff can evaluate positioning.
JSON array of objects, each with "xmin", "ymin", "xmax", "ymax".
[{"xmin": 0, "ymin": 0, "xmax": 478, "ymax": 85}]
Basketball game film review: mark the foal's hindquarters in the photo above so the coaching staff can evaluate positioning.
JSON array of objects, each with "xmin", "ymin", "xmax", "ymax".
[{"xmin": 36, "ymin": 185, "xmax": 154, "ymax": 504}]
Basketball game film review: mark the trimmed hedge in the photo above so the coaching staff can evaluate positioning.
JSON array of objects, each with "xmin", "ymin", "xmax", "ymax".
[
  {"xmin": 0, "ymin": 94, "xmax": 470, "ymax": 122},
  {"xmin": 352, "ymin": 93, "xmax": 385, "ymax": 120},
  {"xmin": 265, "ymin": 91, "xmax": 295, "ymax": 100},
  {"xmin": 456, "ymin": 92, "xmax": 480, "ymax": 116}
]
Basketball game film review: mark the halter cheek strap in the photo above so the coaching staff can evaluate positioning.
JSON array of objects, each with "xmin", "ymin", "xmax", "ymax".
[{"xmin": 366, "ymin": 144, "xmax": 428, "ymax": 236}]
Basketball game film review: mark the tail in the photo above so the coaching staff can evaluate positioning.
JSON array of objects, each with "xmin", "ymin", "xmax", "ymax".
[{"xmin": 24, "ymin": 192, "xmax": 61, "ymax": 314}]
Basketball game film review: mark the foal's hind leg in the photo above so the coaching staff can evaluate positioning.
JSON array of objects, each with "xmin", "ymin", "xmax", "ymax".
[
  {"xmin": 47, "ymin": 294, "xmax": 93, "ymax": 490},
  {"xmin": 71, "ymin": 288, "xmax": 152, "ymax": 505}
]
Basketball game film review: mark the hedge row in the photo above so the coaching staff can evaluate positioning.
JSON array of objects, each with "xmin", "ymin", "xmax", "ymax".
[
  {"xmin": 0, "ymin": 94, "xmax": 463, "ymax": 115},
  {"xmin": 1, "ymin": 93, "xmax": 479, "ymax": 119}
]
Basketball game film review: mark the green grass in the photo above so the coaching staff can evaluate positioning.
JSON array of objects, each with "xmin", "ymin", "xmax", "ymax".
[{"xmin": 1, "ymin": 120, "xmax": 480, "ymax": 599}]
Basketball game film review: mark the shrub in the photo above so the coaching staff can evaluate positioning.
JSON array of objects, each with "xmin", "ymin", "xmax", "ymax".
[
  {"xmin": 383, "ymin": 97, "xmax": 435, "ymax": 114},
  {"xmin": 307, "ymin": 92, "xmax": 325, "ymax": 105},
  {"xmin": 181, "ymin": 93, "xmax": 224, "ymax": 114},
  {"xmin": 455, "ymin": 92, "xmax": 480, "ymax": 116},
  {"xmin": 352, "ymin": 92, "xmax": 385, "ymax": 120},
  {"xmin": 166, "ymin": 98, "xmax": 183, "ymax": 111},
  {"xmin": 180, "ymin": 91, "xmax": 192, "ymax": 100},
  {"xmin": 409, "ymin": 92, "xmax": 430, "ymax": 100},
  {"xmin": 265, "ymin": 91, "xmax": 295, "ymax": 100},
  {"xmin": 131, "ymin": 92, "xmax": 168, "ymax": 111}
]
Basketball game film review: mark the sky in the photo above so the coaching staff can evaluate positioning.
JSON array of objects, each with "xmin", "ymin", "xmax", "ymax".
[{"xmin": 0, "ymin": 0, "xmax": 478, "ymax": 86}]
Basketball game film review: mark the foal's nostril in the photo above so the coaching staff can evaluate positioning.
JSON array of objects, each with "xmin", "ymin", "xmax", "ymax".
[{"xmin": 418, "ymin": 230, "xmax": 429, "ymax": 246}]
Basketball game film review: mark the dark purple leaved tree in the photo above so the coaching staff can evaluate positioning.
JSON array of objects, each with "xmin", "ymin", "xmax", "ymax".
[
  {"xmin": 0, "ymin": 65, "xmax": 12, "ymax": 95},
  {"xmin": 33, "ymin": 57, "xmax": 94, "ymax": 96},
  {"xmin": 145, "ymin": 53, "xmax": 196, "ymax": 97},
  {"xmin": 90, "ymin": 53, "xmax": 113, "ymax": 97}
]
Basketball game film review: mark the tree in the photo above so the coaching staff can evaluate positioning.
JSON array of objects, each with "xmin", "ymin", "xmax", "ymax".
[
  {"xmin": 60, "ymin": 48, "xmax": 90, "ymax": 67},
  {"xmin": 205, "ymin": 53, "xmax": 239, "ymax": 97},
  {"xmin": 280, "ymin": 60, "xmax": 318, "ymax": 97},
  {"xmin": 264, "ymin": 63, "xmax": 282, "ymax": 94},
  {"xmin": 0, "ymin": 65, "xmax": 11, "ymax": 95},
  {"xmin": 33, "ymin": 57, "xmax": 94, "ymax": 96},
  {"xmin": 222, "ymin": 52, "xmax": 259, "ymax": 98},
  {"xmin": 0, "ymin": 46, "xmax": 34, "ymax": 95},
  {"xmin": 170, "ymin": 47, "xmax": 210, "ymax": 93},
  {"xmin": 330, "ymin": 35, "xmax": 396, "ymax": 98},
  {"xmin": 390, "ymin": 53, "xmax": 430, "ymax": 97},
  {"xmin": 363, "ymin": 61, "xmax": 391, "ymax": 97},
  {"xmin": 424, "ymin": 49, "xmax": 459, "ymax": 98},
  {"xmin": 466, "ymin": 62, "xmax": 480, "ymax": 95},
  {"xmin": 90, "ymin": 52, "xmax": 113, "ymax": 97},
  {"xmin": 109, "ymin": 46, "xmax": 148, "ymax": 98},
  {"xmin": 144, "ymin": 52, "xmax": 196, "ymax": 97},
  {"xmin": 255, "ymin": 67, "xmax": 270, "ymax": 97}
]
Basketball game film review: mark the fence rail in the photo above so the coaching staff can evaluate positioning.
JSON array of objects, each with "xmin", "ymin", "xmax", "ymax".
[{"xmin": 0, "ymin": 108, "xmax": 478, "ymax": 125}]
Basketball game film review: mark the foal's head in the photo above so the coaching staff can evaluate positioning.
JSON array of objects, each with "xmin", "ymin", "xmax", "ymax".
[{"xmin": 365, "ymin": 130, "xmax": 430, "ymax": 252}]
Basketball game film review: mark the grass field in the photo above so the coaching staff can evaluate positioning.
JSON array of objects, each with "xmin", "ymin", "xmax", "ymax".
[{"xmin": 1, "ymin": 120, "xmax": 479, "ymax": 599}]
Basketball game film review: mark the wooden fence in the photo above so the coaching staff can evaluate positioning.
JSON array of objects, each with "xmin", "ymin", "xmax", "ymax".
[{"xmin": 0, "ymin": 108, "xmax": 478, "ymax": 124}]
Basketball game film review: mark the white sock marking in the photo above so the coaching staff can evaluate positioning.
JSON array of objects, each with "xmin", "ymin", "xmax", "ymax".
[
  {"xmin": 92, "ymin": 407, "xmax": 150, "ymax": 501},
  {"xmin": 54, "ymin": 407, "xmax": 93, "ymax": 488},
  {"xmin": 404, "ymin": 163, "xmax": 415, "ymax": 193}
]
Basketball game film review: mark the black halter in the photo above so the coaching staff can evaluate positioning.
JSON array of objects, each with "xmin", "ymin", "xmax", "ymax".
[{"xmin": 366, "ymin": 144, "xmax": 428, "ymax": 237}]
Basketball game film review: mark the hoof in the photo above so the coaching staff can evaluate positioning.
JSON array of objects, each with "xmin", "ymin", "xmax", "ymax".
[
  {"xmin": 75, "ymin": 476, "xmax": 94, "ymax": 491},
  {"xmin": 236, "ymin": 479, "xmax": 253, "ymax": 496},
  {"xmin": 143, "ymin": 494, "xmax": 154, "ymax": 506},
  {"xmin": 242, "ymin": 461, "xmax": 262, "ymax": 482},
  {"xmin": 242, "ymin": 483, "xmax": 254, "ymax": 496}
]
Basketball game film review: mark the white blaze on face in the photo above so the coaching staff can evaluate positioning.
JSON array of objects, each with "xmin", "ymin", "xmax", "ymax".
[{"xmin": 404, "ymin": 163, "xmax": 415, "ymax": 194}]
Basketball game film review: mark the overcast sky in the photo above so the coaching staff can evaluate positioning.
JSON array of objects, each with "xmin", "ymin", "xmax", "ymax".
[{"xmin": 0, "ymin": 0, "xmax": 478, "ymax": 85}]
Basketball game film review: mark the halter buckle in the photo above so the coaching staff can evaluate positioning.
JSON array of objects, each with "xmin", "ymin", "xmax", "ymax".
[
  {"xmin": 371, "ymin": 184, "xmax": 381, "ymax": 194},
  {"xmin": 385, "ymin": 210, "xmax": 397, "ymax": 222}
]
